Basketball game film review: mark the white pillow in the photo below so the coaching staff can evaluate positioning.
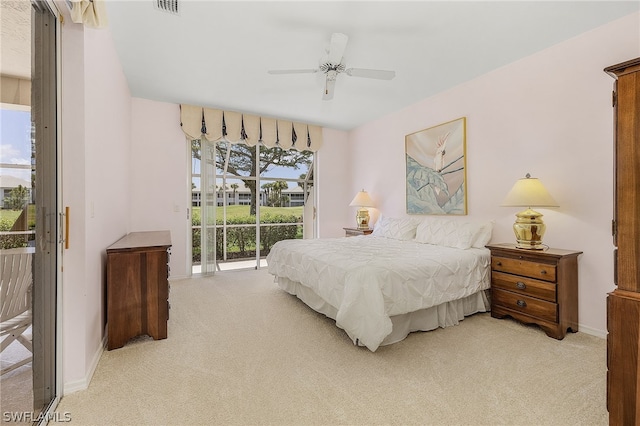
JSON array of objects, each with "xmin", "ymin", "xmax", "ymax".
[
  {"xmin": 415, "ymin": 218, "xmax": 493, "ymax": 249},
  {"xmin": 372, "ymin": 216, "xmax": 417, "ymax": 241},
  {"xmin": 471, "ymin": 221, "xmax": 494, "ymax": 248}
]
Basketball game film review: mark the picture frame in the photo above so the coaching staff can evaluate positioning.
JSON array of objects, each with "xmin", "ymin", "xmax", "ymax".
[{"xmin": 405, "ymin": 117, "xmax": 467, "ymax": 215}]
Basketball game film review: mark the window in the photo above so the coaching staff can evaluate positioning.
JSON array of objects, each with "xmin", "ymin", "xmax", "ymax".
[{"xmin": 190, "ymin": 140, "xmax": 314, "ymax": 273}]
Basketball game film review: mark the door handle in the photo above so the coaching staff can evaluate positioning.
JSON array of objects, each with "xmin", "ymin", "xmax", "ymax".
[{"xmin": 59, "ymin": 207, "xmax": 70, "ymax": 249}]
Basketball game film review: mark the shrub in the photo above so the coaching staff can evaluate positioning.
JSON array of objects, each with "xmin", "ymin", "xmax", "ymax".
[
  {"xmin": 0, "ymin": 218, "xmax": 28, "ymax": 249},
  {"xmin": 192, "ymin": 212, "xmax": 302, "ymax": 263}
]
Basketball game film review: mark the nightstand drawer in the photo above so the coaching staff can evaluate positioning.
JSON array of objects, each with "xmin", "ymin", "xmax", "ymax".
[
  {"xmin": 492, "ymin": 271, "xmax": 557, "ymax": 302},
  {"xmin": 491, "ymin": 256, "xmax": 557, "ymax": 282},
  {"xmin": 492, "ymin": 288, "xmax": 558, "ymax": 323},
  {"xmin": 343, "ymin": 227, "xmax": 373, "ymax": 237}
]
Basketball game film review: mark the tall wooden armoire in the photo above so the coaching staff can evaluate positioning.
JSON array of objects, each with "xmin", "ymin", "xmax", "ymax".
[{"xmin": 605, "ymin": 58, "xmax": 640, "ymax": 425}]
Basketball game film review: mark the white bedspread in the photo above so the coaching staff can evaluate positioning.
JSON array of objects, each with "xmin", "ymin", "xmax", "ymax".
[{"xmin": 266, "ymin": 236, "xmax": 491, "ymax": 351}]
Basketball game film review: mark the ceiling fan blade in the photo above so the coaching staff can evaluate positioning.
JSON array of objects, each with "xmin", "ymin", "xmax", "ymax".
[
  {"xmin": 323, "ymin": 77, "xmax": 336, "ymax": 101},
  {"xmin": 327, "ymin": 33, "xmax": 348, "ymax": 65},
  {"xmin": 345, "ymin": 68, "xmax": 396, "ymax": 80},
  {"xmin": 267, "ymin": 69, "xmax": 319, "ymax": 75}
]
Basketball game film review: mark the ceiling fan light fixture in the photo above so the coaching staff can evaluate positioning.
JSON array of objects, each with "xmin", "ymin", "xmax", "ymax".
[{"xmin": 267, "ymin": 32, "xmax": 396, "ymax": 100}]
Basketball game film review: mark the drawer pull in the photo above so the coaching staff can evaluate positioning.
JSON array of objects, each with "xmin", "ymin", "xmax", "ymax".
[
  {"xmin": 540, "ymin": 270, "xmax": 547, "ymax": 275},
  {"xmin": 516, "ymin": 300, "xmax": 527, "ymax": 308},
  {"xmin": 496, "ymin": 261, "xmax": 502, "ymax": 266},
  {"xmin": 516, "ymin": 282, "xmax": 526, "ymax": 290}
]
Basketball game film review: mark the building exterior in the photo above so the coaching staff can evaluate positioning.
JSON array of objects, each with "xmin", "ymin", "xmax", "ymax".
[
  {"xmin": 0, "ymin": 175, "xmax": 32, "ymax": 209},
  {"xmin": 192, "ymin": 185, "xmax": 307, "ymax": 208}
]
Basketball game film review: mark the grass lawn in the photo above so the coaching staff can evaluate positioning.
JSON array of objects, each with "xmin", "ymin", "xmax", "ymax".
[
  {"xmin": 0, "ymin": 210, "xmax": 22, "ymax": 222},
  {"xmin": 192, "ymin": 205, "xmax": 303, "ymax": 222},
  {"xmin": 0, "ymin": 205, "xmax": 36, "ymax": 228}
]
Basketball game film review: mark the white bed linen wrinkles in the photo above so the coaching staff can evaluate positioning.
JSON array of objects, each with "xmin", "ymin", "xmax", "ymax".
[{"xmin": 266, "ymin": 236, "xmax": 490, "ymax": 351}]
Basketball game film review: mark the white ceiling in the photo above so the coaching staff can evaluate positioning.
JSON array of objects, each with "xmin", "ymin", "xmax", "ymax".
[{"xmin": 4, "ymin": 2, "xmax": 639, "ymax": 130}]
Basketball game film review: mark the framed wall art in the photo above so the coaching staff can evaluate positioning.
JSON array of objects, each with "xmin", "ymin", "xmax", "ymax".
[{"xmin": 405, "ymin": 117, "xmax": 467, "ymax": 215}]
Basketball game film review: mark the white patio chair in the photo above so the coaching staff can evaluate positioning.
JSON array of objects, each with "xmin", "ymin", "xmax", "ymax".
[{"xmin": 0, "ymin": 248, "xmax": 33, "ymax": 375}]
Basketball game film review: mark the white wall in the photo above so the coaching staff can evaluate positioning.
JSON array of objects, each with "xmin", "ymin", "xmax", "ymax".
[
  {"xmin": 61, "ymin": 24, "xmax": 131, "ymax": 391},
  {"xmin": 347, "ymin": 12, "xmax": 640, "ymax": 336}
]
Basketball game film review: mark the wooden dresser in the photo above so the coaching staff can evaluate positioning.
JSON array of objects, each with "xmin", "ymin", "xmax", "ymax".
[
  {"xmin": 487, "ymin": 243, "xmax": 581, "ymax": 339},
  {"xmin": 106, "ymin": 231, "xmax": 171, "ymax": 350},
  {"xmin": 604, "ymin": 58, "xmax": 640, "ymax": 425}
]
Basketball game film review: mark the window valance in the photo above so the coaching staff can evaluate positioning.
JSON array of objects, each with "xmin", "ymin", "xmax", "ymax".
[
  {"xmin": 180, "ymin": 104, "xmax": 323, "ymax": 152},
  {"xmin": 69, "ymin": 0, "xmax": 108, "ymax": 28}
]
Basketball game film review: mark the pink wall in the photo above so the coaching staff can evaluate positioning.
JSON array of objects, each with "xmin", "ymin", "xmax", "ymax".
[
  {"xmin": 61, "ymin": 24, "xmax": 131, "ymax": 391},
  {"xmin": 317, "ymin": 128, "xmax": 351, "ymax": 238},
  {"xmin": 347, "ymin": 12, "xmax": 640, "ymax": 335},
  {"xmin": 61, "ymin": 22, "xmax": 87, "ymax": 392},
  {"xmin": 130, "ymin": 98, "xmax": 189, "ymax": 277}
]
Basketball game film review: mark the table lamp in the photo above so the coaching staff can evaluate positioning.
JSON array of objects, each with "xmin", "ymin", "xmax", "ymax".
[
  {"xmin": 501, "ymin": 173, "xmax": 559, "ymax": 250},
  {"xmin": 349, "ymin": 190, "xmax": 374, "ymax": 229}
]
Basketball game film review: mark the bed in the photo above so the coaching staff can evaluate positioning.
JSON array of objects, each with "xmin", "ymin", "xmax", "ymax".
[{"xmin": 266, "ymin": 216, "xmax": 493, "ymax": 351}]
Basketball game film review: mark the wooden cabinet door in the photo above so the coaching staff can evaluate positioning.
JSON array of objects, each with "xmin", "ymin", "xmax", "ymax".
[{"xmin": 605, "ymin": 57, "xmax": 640, "ymax": 425}]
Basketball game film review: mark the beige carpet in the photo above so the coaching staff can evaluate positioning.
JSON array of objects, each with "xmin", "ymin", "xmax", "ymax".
[{"xmin": 54, "ymin": 268, "xmax": 607, "ymax": 425}]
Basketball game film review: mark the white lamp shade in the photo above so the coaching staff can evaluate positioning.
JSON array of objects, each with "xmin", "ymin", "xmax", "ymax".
[
  {"xmin": 349, "ymin": 190, "xmax": 374, "ymax": 207},
  {"xmin": 501, "ymin": 174, "xmax": 559, "ymax": 208}
]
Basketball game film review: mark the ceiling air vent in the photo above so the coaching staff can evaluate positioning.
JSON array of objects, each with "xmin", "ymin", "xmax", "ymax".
[{"xmin": 154, "ymin": 0, "xmax": 179, "ymax": 15}]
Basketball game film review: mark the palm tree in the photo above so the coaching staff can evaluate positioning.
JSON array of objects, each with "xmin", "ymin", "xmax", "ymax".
[
  {"xmin": 272, "ymin": 180, "xmax": 288, "ymax": 207},
  {"xmin": 230, "ymin": 183, "xmax": 239, "ymax": 205},
  {"xmin": 261, "ymin": 182, "xmax": 274, "ymax": 206}
]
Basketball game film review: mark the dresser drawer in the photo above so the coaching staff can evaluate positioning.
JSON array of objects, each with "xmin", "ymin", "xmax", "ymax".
[
  {"xmin": 492, "ymin": 256, "xmax": 557, "ymax": 282},
  {"xmin": 492, "ymin": 288, "xmax": 558, "ymax": 323},
  {"xmin": 492, "ymin": 271, "xmax": 557, "ymax": 302}
]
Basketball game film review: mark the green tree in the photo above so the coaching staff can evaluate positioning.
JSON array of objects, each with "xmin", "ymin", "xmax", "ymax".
[
  {"xmin": 261, "ymin": 182, "xmax": 274, "ymax": 206},
  {"xmin": 230, "ymin": 183, "xmax": 239, "ymax": 205},
  {"xmin": 192, "ymin": 139, "xmax": 312, "ymax": 215},
  {"xmin": 272, "ymin": 180, "xmax": 288, "ymax": 207},
  {"xmin": 5, "ymin": 185, "xmax": 30, "ymax": 211}
]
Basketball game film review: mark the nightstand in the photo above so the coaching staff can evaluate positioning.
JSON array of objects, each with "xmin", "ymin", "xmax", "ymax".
[
  {"xmin": 486, "ymin": 243, "xmax": 582, "ymax": 339},
  {"xmin": 343, "ymin": 227, "xmax": 373, "ymax": 237}
]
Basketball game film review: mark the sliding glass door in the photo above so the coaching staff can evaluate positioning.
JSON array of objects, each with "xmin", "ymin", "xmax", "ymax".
[
  {"xmin": 191, "ymin": 140, "xmax": 314, "ymax": 273},
  {"xmin": 31, "ymin": 0, "xmax": 59, "ymax": 417},
  {"xmin": 0, "ymin": 1, "xmax": 59, "ymax": 422}
]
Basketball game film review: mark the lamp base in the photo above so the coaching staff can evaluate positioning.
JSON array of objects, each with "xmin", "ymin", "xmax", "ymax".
[
  {"xmin": 513, "ymin": 208, "xmax": 546, "ymax": 250},
  {"xmin": 355, "ymin": 208, "xmax": 370, "ymax": 230}
]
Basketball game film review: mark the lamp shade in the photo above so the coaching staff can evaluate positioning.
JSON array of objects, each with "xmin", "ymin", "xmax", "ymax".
[
  {"xmin": 501, "ymin": 174, "xmax": 559, "ymax": 208},
  {"xmin": 349, "ymin": 190, "xmax": 374, "ymax": 207}
]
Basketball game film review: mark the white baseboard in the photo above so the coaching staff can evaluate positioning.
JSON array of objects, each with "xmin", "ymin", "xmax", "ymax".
[
  {"xmin": 63, "ymin": 328, "xmax": 107, "ymax": 395},
  {"xmin": 578, "ymin": 324, "xmax": 607, "ymax": 339}
]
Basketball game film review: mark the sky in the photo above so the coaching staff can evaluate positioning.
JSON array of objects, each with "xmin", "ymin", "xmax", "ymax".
[{"xmin": 0, "ymin": 108, "xmax": 32, "ymax": 183}]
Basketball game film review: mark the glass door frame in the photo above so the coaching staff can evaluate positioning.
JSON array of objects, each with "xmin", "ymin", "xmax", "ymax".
[{"xmin": 30, "ymin": 0, "xmax": 63, "ymax": 421}]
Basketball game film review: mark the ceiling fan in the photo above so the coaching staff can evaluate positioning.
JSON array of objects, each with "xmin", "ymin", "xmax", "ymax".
[{"xmin": 267, "ymin": 33, "xmax": 396, "ymax": 100}]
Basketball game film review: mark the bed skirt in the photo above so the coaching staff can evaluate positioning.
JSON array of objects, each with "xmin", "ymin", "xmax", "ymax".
[{"xmin": 275, "ymin": 276, "xmax": 491, "ymax": 347}]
